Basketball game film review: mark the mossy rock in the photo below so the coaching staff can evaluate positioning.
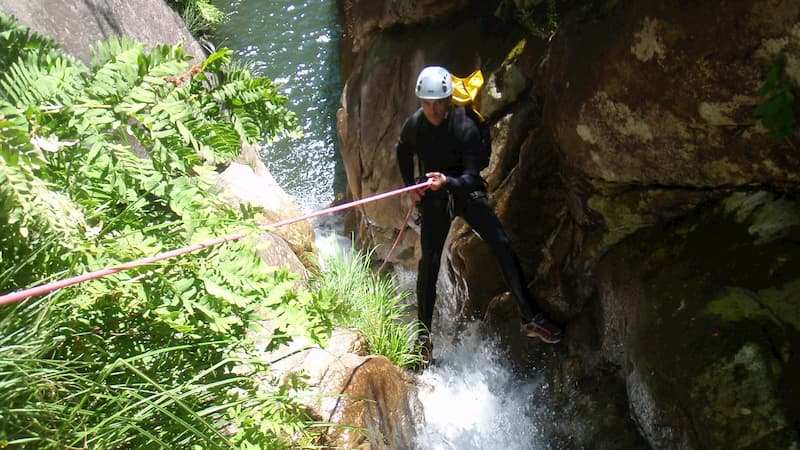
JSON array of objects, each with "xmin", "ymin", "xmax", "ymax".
[{"xmin": 623, "ymin": 191, "xmax": 800, "ymax": 448}]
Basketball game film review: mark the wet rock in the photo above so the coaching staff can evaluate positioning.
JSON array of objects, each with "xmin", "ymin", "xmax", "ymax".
[
  {"xmin": 339, "ymin": 0, "xmax": 800, "ymax": 448},
  {"xmin": 270, "ymin": 328, "xmax": 420, "ymax": 449},
  {"xmin": 342, "ymin": 0, "xmax": 470, "ymax": 53},
  {"xmin": 599, "ymin": 192, "xmax": 800, "ymax": 448}
]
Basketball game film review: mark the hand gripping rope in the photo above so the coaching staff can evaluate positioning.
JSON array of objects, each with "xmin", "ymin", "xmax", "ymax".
[{"xmin": 0, "ymin": 179, "xmax": 433, "ymax": 306}]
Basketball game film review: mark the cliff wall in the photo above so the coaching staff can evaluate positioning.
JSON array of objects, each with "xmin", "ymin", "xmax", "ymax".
[{"xmin": 337, "ymin": 0, "xmax": 800, "ymax": 447}]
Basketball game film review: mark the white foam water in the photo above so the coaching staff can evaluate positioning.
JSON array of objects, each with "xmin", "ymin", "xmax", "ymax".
[
  {"xmin": 311, "ymin": 212, "xmax": 353, "ymax": 268},
  {"xmin": 413, "ymin": 322, "xmax": 544, "ymax": 450}
]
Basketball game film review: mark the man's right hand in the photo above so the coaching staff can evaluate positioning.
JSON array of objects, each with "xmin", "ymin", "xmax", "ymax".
[{"xmin": 425, "ymin": 172, "xmax": 446, "ymax": 191}]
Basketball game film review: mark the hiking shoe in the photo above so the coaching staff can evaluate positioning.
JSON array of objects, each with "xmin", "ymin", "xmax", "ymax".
[
  {"xmin": 521, "ymin": 313, "xmax": 562, "ymax": 344},
  {"xmin": 417, "ymin": 334, "xmax": 433, "ymax": 369}
]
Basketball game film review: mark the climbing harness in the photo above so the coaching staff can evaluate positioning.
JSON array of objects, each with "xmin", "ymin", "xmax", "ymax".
[{"xmin": 0, "ymin": 179, "xmax": 433, "ymax": 306}]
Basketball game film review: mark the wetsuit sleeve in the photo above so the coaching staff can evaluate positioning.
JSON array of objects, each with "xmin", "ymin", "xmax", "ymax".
[
  {"xmin": 396, "ymin": 117, "xmax": 416, "ymax": 186},
  {"xmin": 445, "ymin": 118, "xmax": 484, "ymax": 194}
]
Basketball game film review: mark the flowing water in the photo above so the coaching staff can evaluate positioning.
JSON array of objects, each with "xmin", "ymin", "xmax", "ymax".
[
  {"xmin": 210, "ymin": 2, "xmax": 543, "ymax": 448},
  {"xmin": 210, "ymin": 0, "xmax": 345, "ymax": 215},
  {"xmin": 413, "ymin": 293, "xmax": 546, "ymax": 449}
]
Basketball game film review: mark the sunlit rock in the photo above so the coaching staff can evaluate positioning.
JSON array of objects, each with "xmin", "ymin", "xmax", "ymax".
[
  {"xmin": 270, "ymin": 328, "xmax": 420, "ymax": 449},
  {"xmin": 0, "ymin": 0, "xmax": 207, "ymax": 64},
  {"xmin": 215, "ymin": 144, "xmax": 317, "ymax": 271}
]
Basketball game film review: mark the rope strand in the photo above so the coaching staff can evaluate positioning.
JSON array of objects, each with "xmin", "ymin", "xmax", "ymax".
[
  {"xmin": 377, "ymin": 201, "xmax": 416, "ymax": 274},
  {"xmin": 0, "ymin": 180, "xmax": 432, "ymax": 306}
]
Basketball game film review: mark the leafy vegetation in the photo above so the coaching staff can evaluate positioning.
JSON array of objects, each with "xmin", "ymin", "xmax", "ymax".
[
  {"xmin": 496, "ymin": 0, "xmax": 562, "ymax": 39},
  {"xmin": 0, "ymin": 13, "xmax": 331, "ymax": 448},
  {"xmin": 0, "ymin": 11, "xmax": 425, "ymax": 448},
  {"xmin": 755, "ymin": 58, "xmax": 797, "ymax": 142},
  {"xmin": 166, "ymin": 0, "xmax": 227, "ymax": 36},
  {"xmin": 309, "ymin": 246, "xmax": 423, "ymax": 369}
]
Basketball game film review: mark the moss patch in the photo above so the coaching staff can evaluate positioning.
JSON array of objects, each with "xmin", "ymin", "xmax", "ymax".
[
  {"xmin": 613, "ymin": 190, "xmax": 800, "ymax": 448},
  {"xmin": 690, "ymin": 343, "xmax": 788, "ymax": 448},
  {"xmin": 723, "ymin": 191, "xmax": 800, "ymax": 245},
  {"xmin": 503, "ymin": 38, "xmax": 527, "ymax": 66},
  {"xmin": 704, "ymin": 279, "xmax": 800, "ymax": 332},
  {"xmin": 704, "ymin": 287, "xmax": 772, "ymax": 322},
  {"xmin": 756, "ymin": 278, "xmax": 800, "ymax": 332},
  {"xmin": 586, "ymin": 187, "xmax": 706, "ymax": 260}
]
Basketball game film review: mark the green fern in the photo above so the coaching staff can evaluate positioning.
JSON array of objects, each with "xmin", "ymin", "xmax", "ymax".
[
  {"xmin": 0, "ymin": 117, "xmax": 88, "ymax": 289},
  {"xmin": 0, "ymin": 13, "xmax": 65, "ymax": 74},
  {"xmin": 166, "ymin": 0, "xmax": 227, "ymax": 35}
]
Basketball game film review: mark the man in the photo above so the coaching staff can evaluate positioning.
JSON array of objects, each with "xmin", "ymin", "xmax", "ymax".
[{"xmin": 396, "ymin": 66, "xmax": 562, "ymax": 363}]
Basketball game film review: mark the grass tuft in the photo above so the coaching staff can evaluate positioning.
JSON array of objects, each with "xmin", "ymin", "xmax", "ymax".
[{"xmin": 309, "ymin": 245, "xmax": 423, "ymax": 369}]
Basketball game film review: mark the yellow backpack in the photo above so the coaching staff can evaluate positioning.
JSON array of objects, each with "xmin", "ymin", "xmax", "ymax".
[
  {"xmin": 451, "ymin": 70, "xmax": 490, "ymax": 170},
  {"xmin": 450, "ymin": 70, "xmax": 485, "ymax": 122}
]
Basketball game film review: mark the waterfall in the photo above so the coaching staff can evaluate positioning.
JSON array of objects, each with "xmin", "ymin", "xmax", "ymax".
[
  {"xmin": 410, "ymin": 275, "xmax": 547, "ymax": 450},
  {"xmin": 210, "ymin": 3, "xmax": 548, "ymax": 447},
  {"xmin": 413, "ymin": 322, "xmax": 546, "ymax": 449}
]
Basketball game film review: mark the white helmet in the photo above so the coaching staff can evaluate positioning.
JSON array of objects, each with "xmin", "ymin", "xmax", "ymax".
[{"xmin": 415, "ymin": 66, "xmax": 453, "ymax": 99}]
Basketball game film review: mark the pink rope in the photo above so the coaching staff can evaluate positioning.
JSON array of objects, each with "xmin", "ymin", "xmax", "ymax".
[
  {"xmin": 377, "ymin": 202, "xmax": 415, "ymax": 274},
  {"xmin": 0, "ymin": 180, "xmax": 432, "ymax": 306}
]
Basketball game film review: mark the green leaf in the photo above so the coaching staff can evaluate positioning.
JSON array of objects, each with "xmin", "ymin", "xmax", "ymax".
[{"xmin": 754, "ymin": 59, "xmax": 797, "ymax": 141}]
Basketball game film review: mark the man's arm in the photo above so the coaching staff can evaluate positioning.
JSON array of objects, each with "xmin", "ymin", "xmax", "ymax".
[
  {"xmin": 444, "ymin": 113, "xmax": 484, "ymax": 193},
  {"xmin": 396, "ymin": 113, "xmax": 418, "ymax": 187}
]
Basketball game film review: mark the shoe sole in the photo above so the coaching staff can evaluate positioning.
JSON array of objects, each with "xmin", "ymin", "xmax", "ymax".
[{"xmin": 522, "ymin": 330, "xmax": 561, "ymax": 344}]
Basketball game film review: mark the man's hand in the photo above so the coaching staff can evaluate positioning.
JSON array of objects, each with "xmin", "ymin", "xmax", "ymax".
[{"xmin": 426, "ymin": 172, "xmax": 447, "ymax": 191}]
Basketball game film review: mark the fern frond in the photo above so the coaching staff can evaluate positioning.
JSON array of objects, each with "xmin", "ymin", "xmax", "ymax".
[
  {"xmin": 0, "ymin": 12, "xmax": 62, "ymax": 74},
  {"xmin": 0, "ymin": 53, "xmax": 86, "ymax": 107},
  {"xmin": 205, "ymin": 67, "xmax": 298, "ymax": 144},
  {"xmin": 195, "ymin": 122, "xmax": 241, "ymax": 162},
  {"xmin": 86, "ymin": 36, "xmax": 147, "ymax": 100},
  {"xmin": 0, "ymin": 14, "xmax": 87, "ymax": 109},
  {"xmin": 0, "ymin": 125, "xmax": 86, "ymax": 241},
  {"xmin": 169, "ymin": 0, "xmax": 226, "ymax": 34},
  {"xmin": 89, "ymin": 36, "xmax": 142, "ymax": 71},
  {"xmin": 141, "ymin": 42, "xmax": 193, "ymax": 78}
]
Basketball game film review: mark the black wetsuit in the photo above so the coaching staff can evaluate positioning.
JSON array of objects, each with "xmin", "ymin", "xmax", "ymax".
[{"xmin": 396, "ymin": 106, "xmax": 541, "ymax": 333}]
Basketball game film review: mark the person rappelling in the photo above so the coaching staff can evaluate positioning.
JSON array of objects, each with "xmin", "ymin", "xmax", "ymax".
[{"xmin": 395, "ymin": 66, "xmax": 563, "ymax": 366}]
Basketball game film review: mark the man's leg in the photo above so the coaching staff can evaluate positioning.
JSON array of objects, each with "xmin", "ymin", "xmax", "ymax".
[
  {"xmin": 416, "ymin": 191, "xmax": 451, "ymax": 333},
  {"xmin": 462, "ymin": 196, "xmax": 562, "ymax": 343},
  {"xmin": 462, "ymin": 197, "xmax": 537, "ymax": 318}
]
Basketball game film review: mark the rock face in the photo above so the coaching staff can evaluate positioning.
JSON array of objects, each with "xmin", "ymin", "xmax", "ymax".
[
  {"xmin": 0, "ymin": 0, "xmax": 207, "ymax": 64},
  {"xmin": 341, "ymin": 0, "xmax": 471, "ymax": 53},
  {"xmin": 270, "ymin": 328, "xmax": 420, "ymax": 449},
  {"xmin": 336, "ymin": 2, "xmax": 524, "ymax": 266},
  {"xmin": 338, "ymin": 0, "xmax": 799, "ymax": 448},
  {"xmin": 215, "ymin": 144, "xmax": 317, "ymax": 271}
]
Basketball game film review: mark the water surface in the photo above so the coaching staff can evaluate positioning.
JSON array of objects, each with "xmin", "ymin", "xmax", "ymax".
[{"xmin": 211, "ymin": 0, "xmax": 345, "ymax": 213}]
